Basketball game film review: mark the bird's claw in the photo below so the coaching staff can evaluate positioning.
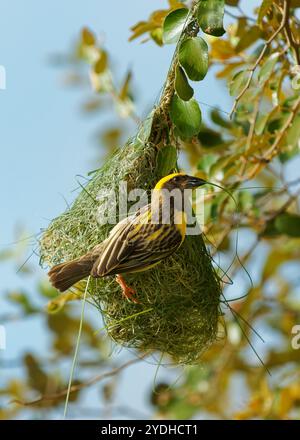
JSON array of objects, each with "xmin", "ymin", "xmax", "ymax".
[{"xmin": 116, "ymin": 275, "xmax": 140, "ymax": 304}]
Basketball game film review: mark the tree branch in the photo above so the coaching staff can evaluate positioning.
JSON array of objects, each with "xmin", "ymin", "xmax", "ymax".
[
  {"xmin": 230, "ymin": 0, "xmax": 290, "ymax": 118},
  {"xmin": 12, "ymin": 353, "xmax": 149, "ymax": 407}
]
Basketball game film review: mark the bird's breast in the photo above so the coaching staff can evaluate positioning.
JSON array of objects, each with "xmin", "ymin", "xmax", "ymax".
[{"xmin": 173, "ymin": 210, "xmax": 187, "ymax": 239}]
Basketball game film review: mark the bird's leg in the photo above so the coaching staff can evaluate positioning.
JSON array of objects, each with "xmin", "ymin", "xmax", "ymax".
[{"xmin": 115, "ymin": 275, "xmax": 139, "ymax": 304}]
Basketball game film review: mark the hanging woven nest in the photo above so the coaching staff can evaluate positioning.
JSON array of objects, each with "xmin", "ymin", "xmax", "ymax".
[{"xmin": 40, "ymin": 106, "xmax": 222, "ymax": 364}]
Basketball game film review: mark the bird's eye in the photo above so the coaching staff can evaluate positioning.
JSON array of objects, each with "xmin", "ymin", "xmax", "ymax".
[{"xmin": 173, "ymin": 176, "xmax": 180, "ymax": 182}]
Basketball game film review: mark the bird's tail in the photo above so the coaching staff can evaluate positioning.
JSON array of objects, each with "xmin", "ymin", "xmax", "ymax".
[{"xmin": 48, "ymin": 254, "xmax": 96, "ymax": 292}]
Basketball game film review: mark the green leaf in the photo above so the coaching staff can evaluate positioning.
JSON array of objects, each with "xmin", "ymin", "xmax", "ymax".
[
  {"xmin": 24, "ymin": 354, "xmax": 49, "ymax": 393},
  {"xmin": 275, "ymin": 213, "xmax": 300, "ymax": 237},
  {"xmin": 163, "ymin": 8, "xmax": 189, "ymax": 44},
  {"xmin": 211, "ymin": 108, "xmax": 231, "ymax": 128},
  {"xmin": 7, "ymin": 291, "xmax": 38, "ymax": 315},
  {"xmin": 278, "ymin": 147, "xmax": 299, "ymax": 163},
  {"xmin": 267, "ymin": 117, "xmax": 284, "ymax": 133},
  {"xmin": 170, "ymin": 95, "xmax": 202, "ymax": 138},
  {"xmin": 286, "ymin": 114, "xmax": 300, "ymax": 148},
  {"xmin": 238, "ymin": 191, "xmax": 253, "ymax": 211},
  {"xmin": 258, "ymin": 52, "xmax": 279, "ymax": 84},
  {"xmin": 38, "ymin": 281, "xmax": 59, "ymax": 299},
  {"xmin": 279, "ymin": 145, "xmax": 299, "ymax": 163},
  {"xmin": 197, "ymin": 153, "xmax": 218, "ymax": 174},
  {"xmin": 175, "ymin": 65, "xmax": 194, "ymax": 101},
  {"xmin": 197, "ymin": 0, "xmax": 225, "ymax": 37},
  {"xmin": 210, "ymin": 155, "xmax": 234, "ymax": 176},
  {"xmin": 261, "ymin": 219, "xmax": 280, "ymax": 238},
  {"xmin": 179, "ymin": 37, "xmax": 209, "ymax": 81},
  {"xmin": 47, "ymin": 292, "xmax": 79, "ymax": 314},
  {"xmin": 255, "ymin": 113, "xmax": 269, "ymax": 135},
  {"xmin": 198, "ymin": 127, "xmax": 223, "ymax": 147},
  {"xmin": 235, "ymin": 25, "xmax": 262, "ymax": 53},
  {"xmin": 156, "ymin": 145, "xmax": 178, "ymax": 177},
  {"xmin": 229, "ymin": 70, "xmax": 249, "ymax": 96}
]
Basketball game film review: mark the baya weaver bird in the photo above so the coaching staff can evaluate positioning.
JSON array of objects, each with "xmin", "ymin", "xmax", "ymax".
[{"xmin": 48, "ymin": 173, "xmax": 206, "ymax": 302}]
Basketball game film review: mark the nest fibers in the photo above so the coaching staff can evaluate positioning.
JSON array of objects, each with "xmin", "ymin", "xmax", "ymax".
[{"xmin": 40, "ymin": 114, "xmax": 222, "ymax": 364}]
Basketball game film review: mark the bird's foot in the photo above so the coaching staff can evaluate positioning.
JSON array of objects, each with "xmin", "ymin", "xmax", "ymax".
[{"xmin": 116, "ymin": 275, "xmax": 139, "ymax": 304}]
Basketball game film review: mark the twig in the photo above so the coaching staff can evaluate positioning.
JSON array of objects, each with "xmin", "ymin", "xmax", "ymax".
[
  {"xmin": 275, "ymin": 2, "xmax": 300, "ymax": 64},
  {"xmin": 227, "ymin": 187, "xmax": 300, "ymax": 280},
  {"xmin": 265, "ymin": 187, "xmax": 300, "ymax": 222},
  {"xmin": 12, "ymin": 353, "xmax": 149, "ymax": 407},
  {"xmin": 224, "ymin": 8, "xmax": 256, "ymax": 23},
  {"xmin": 237, "ymin": 5, "xmax": 256, "ymax": 23},
  {"xmin": 246, "ymin": 98, "xmax": 260, "ymax": 151},
  {"xmin": 264, "ymin": 95, "xmax": 300, "ymax": 160},
  {"xmin": 230, "ymin": 0, "xmax": 290, "ymax": 118},
  {"xmin": 244, "ymin": 90, "xmax": 300, "ymax": 181}
]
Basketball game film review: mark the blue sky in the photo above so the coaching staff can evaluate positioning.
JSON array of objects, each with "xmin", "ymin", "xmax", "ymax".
[
  {"xmin": 0, "ymin": 0, "xmax": 274, "ymax": 419},
  {"xmin": 0, "ymin": 0, "xmax": 230, "ymax": 254}
]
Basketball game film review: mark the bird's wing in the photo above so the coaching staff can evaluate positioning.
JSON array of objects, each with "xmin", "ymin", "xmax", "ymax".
[{"xmin": 91, "ymin": 205, "xmax": 183, "ymax": 277}]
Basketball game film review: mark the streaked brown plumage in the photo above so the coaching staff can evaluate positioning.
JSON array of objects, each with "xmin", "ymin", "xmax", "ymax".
[{"xmin": 48, "ymin": 173, "xmax": 206, "ymax": 301}]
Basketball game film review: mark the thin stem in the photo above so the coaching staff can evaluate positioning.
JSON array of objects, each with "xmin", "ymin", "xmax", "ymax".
[
  {"xmin": 149, "ymin": 1, "xmax": 200, "ymax": 144},
  {"xmin": 224, "ymin": 8, "xmax": 256, "ymax": 23},
  {"xmin": 276, "ymin": 1, "xmax": 300, "ymax": 64},
  {"xmin": 264, "ymin": 95, "xmax": 300, "ymax": 160},
  {"xmin": 63, "ymin": 276, "xmax": 90, "ymax": 419}
]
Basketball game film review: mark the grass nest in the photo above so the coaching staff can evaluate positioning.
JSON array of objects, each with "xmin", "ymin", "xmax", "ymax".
[{"xmin": 40, "ymin": 114, "xmax": 222, "ymax": 364}]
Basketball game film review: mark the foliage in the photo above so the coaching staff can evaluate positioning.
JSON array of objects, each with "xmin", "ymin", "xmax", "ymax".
[{"xmin": 1, "ymin": 0, "xmax": 300, "ymax": 420}]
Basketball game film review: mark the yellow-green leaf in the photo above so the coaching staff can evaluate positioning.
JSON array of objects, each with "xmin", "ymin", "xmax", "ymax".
[
  {"xmin": 286, "ymin": 114, "xmax": 300, "ymax": 148},
  {"xmin": 211, "ymin": 108, "xmax": 231, "ymax": 128},
  {"xmin": 229, "ymin": 70, "xmax": 249, "ymax": 96},
  {"xmin": 254, "ymin": 113, "xmax": 269, "ymax": 135},
  {"xmin": 258, "ymin": 0, "xmax": 273, "ymax": 25},
  {"xmin": 150, "ymin": 27, "xmax": 163, "ymax": 46},
  {"xmin": 258, "ymin": 52, "xmax": 279, "ymax": 85},
  {"xmin": 275, "ymin": 213, "xmax": 300, "ymax": 237}
]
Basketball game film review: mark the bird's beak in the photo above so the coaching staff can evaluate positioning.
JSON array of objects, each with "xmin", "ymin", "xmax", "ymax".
[{"xmin": 185, "ymin": 176, "xmax": 207, "ymax": 189}]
